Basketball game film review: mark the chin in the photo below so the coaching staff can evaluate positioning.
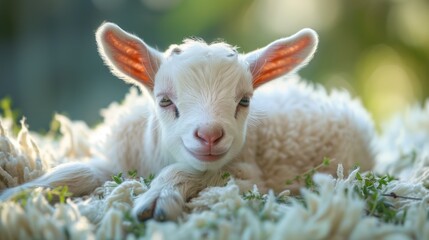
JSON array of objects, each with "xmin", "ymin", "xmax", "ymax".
[{"xmin": 184, "ymin": 151, "xmax": 233, "ymax": 171}]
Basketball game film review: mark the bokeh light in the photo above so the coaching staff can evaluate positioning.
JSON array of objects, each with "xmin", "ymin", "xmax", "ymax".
[{"xmin": 357, "ymin": 45, "xmax": 421, "ymax": 123}]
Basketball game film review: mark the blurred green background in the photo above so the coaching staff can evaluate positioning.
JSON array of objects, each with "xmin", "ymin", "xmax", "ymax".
[{"xmin": 0, "ymin": 0, "xmax": 428, "ymax": 131}]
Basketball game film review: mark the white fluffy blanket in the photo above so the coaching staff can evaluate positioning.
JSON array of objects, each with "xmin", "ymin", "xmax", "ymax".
[{"xmin": 1, "ymin": 91, "xmax": 429, "ymax": 240}]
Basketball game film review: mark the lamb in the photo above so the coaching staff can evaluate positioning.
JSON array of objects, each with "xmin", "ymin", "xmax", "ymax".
[{"xmin": 0, "ymin": 22, "xmax": 375, "ymax": 221}]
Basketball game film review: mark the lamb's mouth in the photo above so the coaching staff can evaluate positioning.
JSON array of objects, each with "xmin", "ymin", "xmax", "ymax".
[{"xmin": 185, "ymin": 148, "xmax": 227, "ymax": 162}]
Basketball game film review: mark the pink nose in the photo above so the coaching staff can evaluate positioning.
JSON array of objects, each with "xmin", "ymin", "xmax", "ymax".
[{"xmin": 195, "ymin": 125, "xmax": 224, "ymax": 146}]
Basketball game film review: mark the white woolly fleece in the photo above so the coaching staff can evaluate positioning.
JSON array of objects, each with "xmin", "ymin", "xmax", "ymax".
[{"xmin": 231, "ymin": 75, "xmax": 375, "ymax": 193}]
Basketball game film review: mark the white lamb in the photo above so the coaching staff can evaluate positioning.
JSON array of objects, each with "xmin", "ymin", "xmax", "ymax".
[{"xmin": 0, "ymin": 22, "xmax": 375, "ymax": 221}]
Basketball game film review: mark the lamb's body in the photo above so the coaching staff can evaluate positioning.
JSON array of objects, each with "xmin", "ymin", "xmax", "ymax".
[
  {"xmin": 235, "ymin": 78, "xmax": 374, "ymax": 192},
  {"xmin": 102, "ymin": 76, "xmax": 374, "ymax": 196},
  {"xmin": 0, "ymin": 22, "xmax": 375, "ymax": 221}
]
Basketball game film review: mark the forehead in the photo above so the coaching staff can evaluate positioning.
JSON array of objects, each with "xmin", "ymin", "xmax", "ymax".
[{"xmin": 155, "ymin": 40, "xmax": 252, "ymax": 95}]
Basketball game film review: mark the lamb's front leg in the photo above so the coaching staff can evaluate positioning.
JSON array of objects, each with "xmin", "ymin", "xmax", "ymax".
[
  {"xmin": 133, "ymin": 163, "xmax": 224, "ymax": 221},
  {"xmin": 0, "ymin": 159, "xmax": 113, "ymax": 200}
]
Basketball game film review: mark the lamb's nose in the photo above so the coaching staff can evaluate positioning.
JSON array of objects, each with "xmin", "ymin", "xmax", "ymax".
[{"xmin": 195, "ymin": 125, "xmax": 224, "ymax": 146}]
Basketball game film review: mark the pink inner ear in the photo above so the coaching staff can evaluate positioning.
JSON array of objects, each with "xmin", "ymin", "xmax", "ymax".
[
  {"xmin": 252, "ymin": 35, "xmax": 312, "ymax": 88},
  {"xmin": 104, "ymin": 30, "xmax": 155, "ymax": 88}
]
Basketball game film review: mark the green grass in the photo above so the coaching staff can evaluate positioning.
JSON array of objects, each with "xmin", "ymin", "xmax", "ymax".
[{"xmin": 0, "ymin": 96, "xmax": 21, "ymax": 135}]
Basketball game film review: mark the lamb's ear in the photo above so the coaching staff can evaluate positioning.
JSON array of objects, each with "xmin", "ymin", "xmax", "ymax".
[
  {"xmin": 245, "ymin": 28, "xmax": 318, "ymax": 88},
  {"xmin": 96, "ymin": 22, "xmax": 162, "ymax": 90}
]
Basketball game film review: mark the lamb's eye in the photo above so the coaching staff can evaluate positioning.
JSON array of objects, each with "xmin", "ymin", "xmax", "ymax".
[
  {"xmin": 239, "ymin": 96, "xmax": 250, "ymax": 107},
  {"xmin": 159, "ymin": 97, "xmax": 173, "ymax": 107}
]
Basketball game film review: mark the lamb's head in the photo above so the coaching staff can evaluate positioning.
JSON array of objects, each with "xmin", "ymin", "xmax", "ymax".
[{"xmin": 96, "ymin": 22, "xmax": 318, "ymax": 171}]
